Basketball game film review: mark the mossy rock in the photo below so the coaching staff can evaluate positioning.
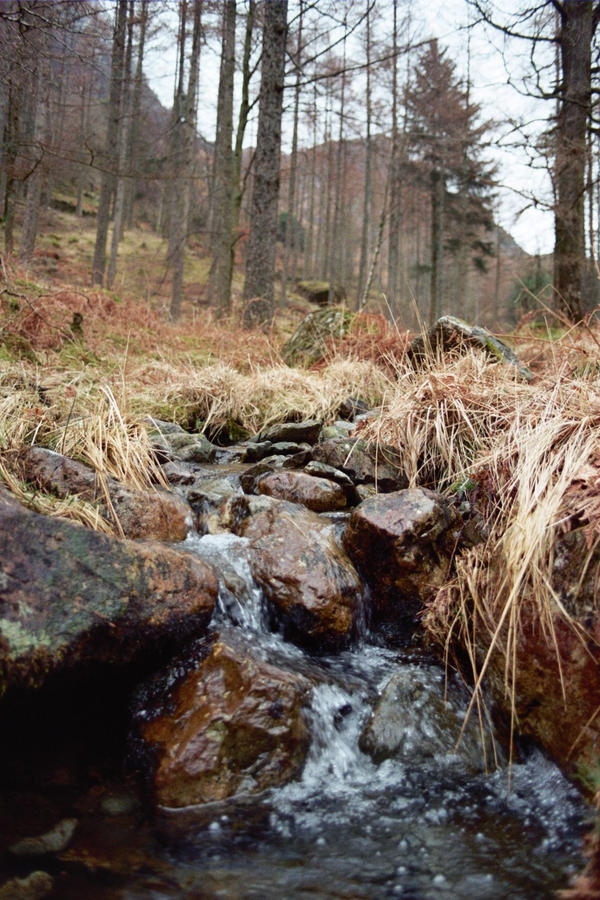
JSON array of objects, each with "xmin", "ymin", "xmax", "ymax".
[
  {"xmin": 282, "ymin": 307, "xmax": 354, "ymax": 366},
  {"xmin": 408, "ymin": 315, "xmax": 533, "ymax": 381}
]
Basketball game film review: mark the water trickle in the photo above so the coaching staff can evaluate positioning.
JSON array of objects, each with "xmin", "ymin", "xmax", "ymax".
[
  {"xmin": 155, "ymin": 532, "xmax": 587, "ymax": 899},
  {"xmin": 181, "ymin": 532, "xmax": 268, "ymax": 633}
]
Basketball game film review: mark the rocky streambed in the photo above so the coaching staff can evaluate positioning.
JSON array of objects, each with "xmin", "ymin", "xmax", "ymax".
[{"xmin": 0, "ymin": 410, "xmax": 596, "ymax": 898}]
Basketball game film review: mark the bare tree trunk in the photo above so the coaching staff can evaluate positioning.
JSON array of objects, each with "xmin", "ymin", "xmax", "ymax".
[
  {"xmin": 356, "ymin": 4, "xmax": 372, "ymax": 309},
  {"xmin": 92, "ymin": 0, "xmax": 127, "ymax": 286},
  {"xmin": 170, "ymin": 0, "xmax": 202, "ymax": 319},
  {"xmin": 211, "ymin": 0, "xmax": 236, "ymax": 317},
  {"xmin": 243, "ymin": 0, "xmax": 288, "ymax": 327},
  {"xmin": 281, "ymin": 0, "xmax": 303, "ymax": 304},
  {"xmin": 124, "ymin": 0, "xmax": 148, "ymax": 230},
  {"xmin": 387, "ymin": 0, "xmax": 402, "ymax": 316},
  {"xmin": 429, "ymin": 168, "xmax": 444, "ymax": 324},
  {"xmin": 107, "ymin": 1, "xmax": 135, "ymax": 289},
  {"xmin": 553, "ymin": 1, "xmax": 595, "ymax": 320}
]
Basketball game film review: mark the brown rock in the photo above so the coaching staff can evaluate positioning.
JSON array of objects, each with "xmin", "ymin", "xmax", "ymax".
[
  {"xmin": 257, "ymin": 470, "xmax": 347, "ymax": 512},
  {"xmin": 237, "ymin": 500, "xmax": 363, "ymax": 649},
  {"xmin": 312, "ymin": 438, "xmax": 407, "ymax": 491},
  {"xmin": 20, "ymin": 447, "xmax": 192, "ymax": 541},
  {"xmin": 0, "ymin": 488, "xmax": 217, "ymax": 691},
  {"xmin": 342, "ymin": 488, "xmax": 462, "ymax": 632},
  {"xmin": 135, "ymin": 636, "xmax": 311, "ymax": 807}
]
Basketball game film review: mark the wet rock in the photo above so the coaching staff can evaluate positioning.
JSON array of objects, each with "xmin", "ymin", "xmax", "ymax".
[
  {"xmin": 185, "ymin": 476, "xmax": 244, "ymax": 534},
  {"xmin": 256, "ymin": 471, "xmax": 347, "ymax": 512},
  {"xmin": 337, "ymin": 397, "xmax": 371, "ymax": 420},
  {"xmin": 319, "ymin": 421, "xmax": 356, "ymax": 442},
  {"xmin": 342, "ymin": 488, "xmax": 462, "ymax": 633},
  {"xmin": 20, "ymin": 447, "xmax": 192, "ymax": 542},
  {"xmin": 483, "ymin": 585, "xmax": 600, "ymax": 785},
  {"xmin": 0, "ymin": 488, "xmax": 217, "ymax": 691},
  {"xmin": 313, "ymin": 437, "xmax": 407, "ymax": 491},
  {"xmin": 303, "ymin": 460, "xmax": 358, "ymax": 504},
  {"xmin": 236, "ymin": 500, "xmax": 363, "ymax": 650},
  {"xmin": 160, "ymin": 431, "xmax": 217, "ymax": 464},
  {"xmin": 408, "ymin": 315, "xmax": 533, "ymax": 381},
  {"xmin": 241, "ymin": 457, "xmax": 285, "ymax": 493},
  {"xmin": 133, "ymin": 636, "xmax": 311, "ymax": 807},
  {"xmin": 269, "ymin": 441, "xmax": 312, "ymax": 456},
  {"xmin": 9, "ymin": 817, "xmax": 78, "ymax": 856},
  {"xmin": 254, "ymin": 420, "xmax": 322, "ymax": 445},
  {"xmin": 0, "ymin": 871, "xmax": 53, "ymax": 899},
  {"xmin": 161, "ymin": 460, "xmax": 198, "ymax": 485},
  {"xmin": 359, "ymin": 668, "xmax": 498, "ymax": 774},
  {"xmin": 241, "ymin": 440, "xmax": 274, "ymax": 462}
]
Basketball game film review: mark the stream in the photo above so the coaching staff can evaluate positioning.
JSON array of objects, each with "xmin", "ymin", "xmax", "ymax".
[
  {"xmin": 146, "ymin": 532, "xmax": 587, "ymax": 900},
  {"xmin": 0, "ymin": 530, "xmax": 588, "ymax": 899}
]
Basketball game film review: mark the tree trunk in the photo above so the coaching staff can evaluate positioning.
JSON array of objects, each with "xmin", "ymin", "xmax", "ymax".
[
  {"xmin": 243, "ymin": 0, "xmax": 288, "ymax": 327},
  {"xmin": 107, "ymin": 1, "xmax": 135, "ymax": 289},
  {"xmin": 92, "ymin": 0, "xmax": 127, "ymax": 286},
  {"xmin": 211, "ymin": 0, "xmax": 236, "ymax": 317},
  {"xmin": 356, "ymin": 4, "xmax": 372, "ymax": 309},
  {"xmin": 169, "ymin": 0, "xmax": 202, "ymax": 319},
  {"xmin": 124, "ymin": 0, "xmax": 148, "ymax": 230},
  {"xmin": 280, "ymin": 0, "xmax": 303, "ymax": 305},
  {"xmin": 429, "ymin": 168, "xmax": 445, "ymax": 324},
  {"xmin": 553, "ymin": 1, "xmax": 595, "ymax": 321}
]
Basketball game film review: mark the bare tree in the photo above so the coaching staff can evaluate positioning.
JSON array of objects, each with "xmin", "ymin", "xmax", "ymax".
[
  {"xmin": 243, "ymin": 0, "xmax": 288, "ymax": 327},
  {"xmin": 92, "ymin": 0, "xmax": 127, "ymax": 286},
  {"xmin": 471, "ymin": 0, "xmax": 600, "ymax": 321}
]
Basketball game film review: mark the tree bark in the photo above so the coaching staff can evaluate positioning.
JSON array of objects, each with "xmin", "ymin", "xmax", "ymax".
[
  {"xmin": 91, "ymin": 0, "xmax": 127, "ymax": 286},
  {"xmin": 169, "ymin": 0, "xmax": 202, "ymax": 319},
  {"xmin": 429, "ymin": 168, "xmax": 445, "ymax": 324},
  {"xmin": 553, "ymin": 1, "xmax": 595, "ymax": 321},
  {"xmin": 243, "ymin": 0, "xmax": 288, "ymax": 327},
  {"xmin": 211, "ymin": 0, "xmax": 236, "ymax": 317}
]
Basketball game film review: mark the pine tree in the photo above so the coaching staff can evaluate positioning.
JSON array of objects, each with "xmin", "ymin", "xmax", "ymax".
[{"xmin": 406, "ymin": 40, "xmax": 494, "ymax": 323}]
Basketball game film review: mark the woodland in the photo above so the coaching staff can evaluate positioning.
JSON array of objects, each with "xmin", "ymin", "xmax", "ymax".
[{"xmin": 2, "ymin": 1, "xmax": 600, "ymax": 897}]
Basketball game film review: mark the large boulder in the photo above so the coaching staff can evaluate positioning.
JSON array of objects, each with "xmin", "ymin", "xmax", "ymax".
[
  {"xmin": 359, "ymin": 666, "xmax": 498, "ymax": 774},
  {"xmin": 408, "ymin": 315, "xmax": 533, "ymax": 381},
  {"xmin": 313, "ymin": 437, "xmax": 407, "ymax": 491},
  {"xmin": 342, "ymin": 488, "xmax": 462, "ymax": 634},
  {"xmin": 132, "ymin": 635, "xmax": 311, "ymax": 807},
  {"xmin": 282, "ymin": 307, "xmax": 354, "ymax": 366},
  {"xmin": 236, "ymin": 500, "xmax": 363, "ymax": 650},
  {"xmin": 256, "ymin": 470, "xmax": 347, "ymax": 512},
  {"xmin": 0, "ymin": 489, "xmax": 217, "ymax": 692},
  {"xmin": 20, "ymin": 447, "xmax": 192, "ymax": 541}
]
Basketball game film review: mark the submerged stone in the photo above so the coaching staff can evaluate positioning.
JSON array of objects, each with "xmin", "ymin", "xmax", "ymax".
[{"xmin": 360, "ymin": 667, "xmax": 499, "ymax": 774}]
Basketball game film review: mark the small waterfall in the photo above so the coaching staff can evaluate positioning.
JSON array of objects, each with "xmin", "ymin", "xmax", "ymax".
[
  {"xmin": 181, "ymin": 532, "xmax": 268, "ymax": 633},
  {"xmin": 175, "ymin": 532, "xmax": 586, "ymax": 900}
]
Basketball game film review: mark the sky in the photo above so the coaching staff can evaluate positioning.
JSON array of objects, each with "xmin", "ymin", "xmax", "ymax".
[{"xmin": 144, "ymin": 1, "xmax": 555, "ymax": 257}]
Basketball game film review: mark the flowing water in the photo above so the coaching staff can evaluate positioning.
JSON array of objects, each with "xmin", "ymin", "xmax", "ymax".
[
  {"xmin": 155, "ymin": 533, "xmax": 587, "ymax": 900},
  {"xmin": 0, "ymin": 532, "xmax": 588, "ymax": 899}
]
